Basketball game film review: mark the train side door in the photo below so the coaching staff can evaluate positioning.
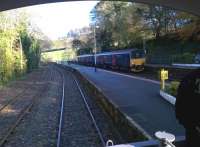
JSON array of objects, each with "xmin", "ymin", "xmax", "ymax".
[{"xmin": 112, "ymin": 55, "xmax": 117, "ymax": 69}]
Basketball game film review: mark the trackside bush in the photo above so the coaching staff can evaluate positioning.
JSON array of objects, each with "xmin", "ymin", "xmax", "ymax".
[
  {"xmin": 165, "ymin": 81, "xmax": 180, "ymax": 97},
  {"xmin": 0, "ymin": 12, "xmax": 40, "ymax": 85},
  {"xmin": 172, "ymin": 53, "xmax": 195, "ymax": 64},
  {"xmin": 21, "ymin": 31, "xmax": 40, "ymax": 72}
]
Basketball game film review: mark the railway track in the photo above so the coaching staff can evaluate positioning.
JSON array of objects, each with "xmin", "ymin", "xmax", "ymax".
[
  {"xmin": 0, "ymin": 68, "xmax": 49, "ymax": 147},
  {"xmin": 72, "ymin": 74, "xmax": 106, "ymax": 146},
  {"xmin": 0, "ymin": 64, "xmax": 122, "ymax": 146},
  {"xmin": 56, "ymin": 66, "xmax": 107, "ymax": 147},
  {"xmin": 56, "ymin": 67, "xmax": 65, "ymax": 147},
  {"xmin": 0, "ymin": 88, "xmax": 28, "ymax": 112},
  {"xmin": 0, "ymin": 69, "xmax": 48, "ymax": 113}
]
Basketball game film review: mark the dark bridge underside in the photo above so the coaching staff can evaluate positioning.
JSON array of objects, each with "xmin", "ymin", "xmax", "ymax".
[
  {"xmin": 0, "ymin": 0, "xmax": 200, "ymax": 16},
  {"xmin": 41, "ymin": 48, "xmax": 66, "ymax": 53}
]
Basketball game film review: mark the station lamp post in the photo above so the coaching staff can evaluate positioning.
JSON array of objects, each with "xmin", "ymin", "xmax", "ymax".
[
  {"xmin": 141, "ymin": 31, "xmax": 146, "ymax": 50},
  {"xmin": 143, "ymin": 35, "xmax": 146, "ymax": 51},
  {"xmin": 93, "ymin": 24, "xmax": 99, "ymax": 72}
]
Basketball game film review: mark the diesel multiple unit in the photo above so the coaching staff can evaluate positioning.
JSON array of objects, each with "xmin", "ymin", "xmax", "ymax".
[{"xmin": 77, "ymin": 49, "xmax": 146, "ymax": 72}]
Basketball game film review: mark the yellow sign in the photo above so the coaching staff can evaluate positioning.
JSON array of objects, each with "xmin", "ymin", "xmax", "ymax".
[
  {"xmin": 160, "ymin": 69, "xmax": 168, "ymax": 90},
  {"xmin": 161, "ymin": 69, "xmax": 168, "ymax": 80}
]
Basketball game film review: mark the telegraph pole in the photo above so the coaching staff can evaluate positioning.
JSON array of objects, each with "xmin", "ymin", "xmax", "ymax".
[
  {"xmin": 19, "ymin": 37, "xmax": 23, "ymax": 70},
  {"xmin": 93, "ymin": 25, "xmax": 99, "ymax": 72}
]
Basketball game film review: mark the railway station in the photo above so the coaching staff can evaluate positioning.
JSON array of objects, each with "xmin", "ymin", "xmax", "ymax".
[{"xmin": 0, "ymin": 0, "xmax": 199, "ymax": 147}]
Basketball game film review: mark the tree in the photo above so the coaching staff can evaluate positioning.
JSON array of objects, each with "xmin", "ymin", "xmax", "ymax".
[
  {"xmin": 90, "ymin": 1, "xmax": 146, "ymax": 50},
  {"xmin": 0, "ymin": 11, "xmax": 27, "ymax": 83},
  {"xmin": 0, "ymin": 9, "xmax": 43, "ymax": 84},
  {"xmin": 72, "ymin": 39, "xmax": 85, "ymax": 51},
  {"xmin": 20, "ymin": 31, "xmax": 40, "ymax": 72}
]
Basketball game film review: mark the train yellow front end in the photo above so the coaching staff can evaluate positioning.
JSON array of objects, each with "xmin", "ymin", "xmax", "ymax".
[{"xmin": 130, "ymin": 50, "xmax": 146, "ymax": 72}]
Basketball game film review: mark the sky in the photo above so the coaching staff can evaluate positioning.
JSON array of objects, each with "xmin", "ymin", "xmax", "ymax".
[{"xmin": 23, "ymin": 1, "xmax": 98, "ymax": 40}]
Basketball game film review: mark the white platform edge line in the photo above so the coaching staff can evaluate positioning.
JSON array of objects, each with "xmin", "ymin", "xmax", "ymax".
[
  {"xmin": 159, "ymin": 90, "xmax": 176, "ymax": 105},
  {"xmin": 99, "ymin": 68, "xmax": 160, "ymax": 85}
]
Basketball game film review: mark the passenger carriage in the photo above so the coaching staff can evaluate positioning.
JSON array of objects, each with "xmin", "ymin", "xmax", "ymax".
[{"xmin": 77, "ymin": 49, "xmax": 146, "ymax": 72}]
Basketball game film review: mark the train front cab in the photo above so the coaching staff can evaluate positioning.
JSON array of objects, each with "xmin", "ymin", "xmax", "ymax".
[{"xmin": 130, "ymin": 50, "xmax": 146, "ymax": 72}]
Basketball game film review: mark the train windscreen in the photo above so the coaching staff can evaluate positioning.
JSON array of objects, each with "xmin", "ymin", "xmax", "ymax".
[{"xmin": 131, "ymin": 50, "xmax": 145, "ymax": 59}]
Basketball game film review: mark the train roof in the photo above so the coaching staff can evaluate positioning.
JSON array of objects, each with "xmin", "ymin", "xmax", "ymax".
[
  {"xmin": 77, "ymin": 48, "xmax": 144, "ymax": 57},
  {"xmin": 97, "ymin": 48, "xmax": 139, "ymax": 56}
]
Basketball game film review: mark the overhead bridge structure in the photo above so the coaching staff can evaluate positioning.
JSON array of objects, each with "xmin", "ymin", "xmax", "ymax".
[
  {"xmin": 0, "ymin": 0, "xmax": 199, "ymax": 16},
  {"xmin": 41, "ymin": 48, "xmax": 66, "ymax": 53}
]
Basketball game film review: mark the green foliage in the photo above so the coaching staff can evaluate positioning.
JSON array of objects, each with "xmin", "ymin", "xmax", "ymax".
[
  {"xmin": 71, "ymin": 38, "xmax": 93, "ymax": 55},
  {"xmin": 165, "ymin": 81, "xmax": 180, "ymax": 96},
  {"xmin": 77, "ymin": 48, "xmax": 92, "ymax": 55},
  {"xmin": 0, "ymin": 27, "xmax": 26, "ymax": 84},
  {"xmin": 88, "ymin": 1, "xmax": 200, "ymax": 57},
  {"xmin": 172, "ymin": 53, "xmax": 195, "ymax": 63},
  {"xmin": 52, "ymin": 39, "xmax": 66, "ymax": 48},
  {"xmin": 72, "ymin": 39, "xmax": 85, "ymax": 51},
  {"xmin": 91, "ymin": 2, "xmax": 146, "ymax": 50},
  {"xmin": 0, "ymin": 11, "xmax": 41, "ymax": 84},
  {"xmin": 21, "ymin": 31, "xmax": 41, "ymax": 72},
  {"xmin": 145, "ymin": 37, "xmax": 200, "ymax": 64},
  {"xmin": 13, "ymin": 49, "xmax": 26, "ymax": 77},
  {"xmin": 41, "ymin": 49, "xmax": 76, "ymax": 62}
]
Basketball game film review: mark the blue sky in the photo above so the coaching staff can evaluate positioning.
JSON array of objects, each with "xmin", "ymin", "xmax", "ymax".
[{"xmin": 24, "ymin": 1, "xmax": 98, "ymax": 40}]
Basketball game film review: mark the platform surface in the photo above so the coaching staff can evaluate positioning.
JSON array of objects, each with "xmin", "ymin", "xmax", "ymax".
[{"xmin": 69, "ymin": 64, "xmax": 185, "ymax": 137}]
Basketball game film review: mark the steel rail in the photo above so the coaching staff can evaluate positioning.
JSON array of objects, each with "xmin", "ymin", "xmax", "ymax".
[
  {"xmin": 56, "ymin": 68, "xmax": 65, "ymax": 147},
  {"xmin": 0, "ymin": 68, "xmax": 47, "ymax": 112},
  {"xmin": 0, "ymin": 67, "xmax": 46, "ymax": 113},
  {"xmin": 0, "ymin": 94, "xmax": 41, "ymax": 146},
  {"xmin": 0, "ymin": 88, "xmax": 28, "ymax": 112},
  {"xmin": 72, "ymin": 73, "xmax": 106, "ymax": 147},
  {"xmin": 0, "ymin": 68, "xmax": 49, "ymax": 147}
]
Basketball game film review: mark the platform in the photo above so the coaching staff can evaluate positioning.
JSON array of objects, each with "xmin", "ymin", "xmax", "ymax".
[{"xmin": 69, "ymin": 64, "xmax": 185, "ymax": 138}]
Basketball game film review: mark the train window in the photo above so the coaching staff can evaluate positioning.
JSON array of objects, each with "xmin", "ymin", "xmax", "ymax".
[{"xmin": 131, "ymin": 50, "xmax": 145, "ymax": 58}]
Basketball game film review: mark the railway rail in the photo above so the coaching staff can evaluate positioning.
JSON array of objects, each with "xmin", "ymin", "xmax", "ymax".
[
  {"xmin": 0, "ymin": 74, "xmax": 44, "ymax": 113},
  {"xmin": 0, "ymin": 88, "xmax": 28, "ymax": 112},
  {"xmin": 0, "ymin": 69, "xmax": 48, "ymax": 112},
  {"xmin": 56, "ymin": 66, "xmax": 106, "ymax": 147},
  {"xmin": 73, "ymin": 74, "xmax": 106, "ymax": 147},
  {"xmin": 56, "ymin": 68, "xmax": 65, "ymax": 147},
  {"xmin": 0, "ymin": 64, "xmax": 123, "ymax": 146},
  {"xmin": 0, "ymin": 68, "xmax": 49, "ymax": 146}
]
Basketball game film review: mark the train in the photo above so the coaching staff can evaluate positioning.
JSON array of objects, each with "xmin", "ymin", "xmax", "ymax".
[{"xmin": 76, "ymin": 49, "xmax": 146, "ymax": 72}]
